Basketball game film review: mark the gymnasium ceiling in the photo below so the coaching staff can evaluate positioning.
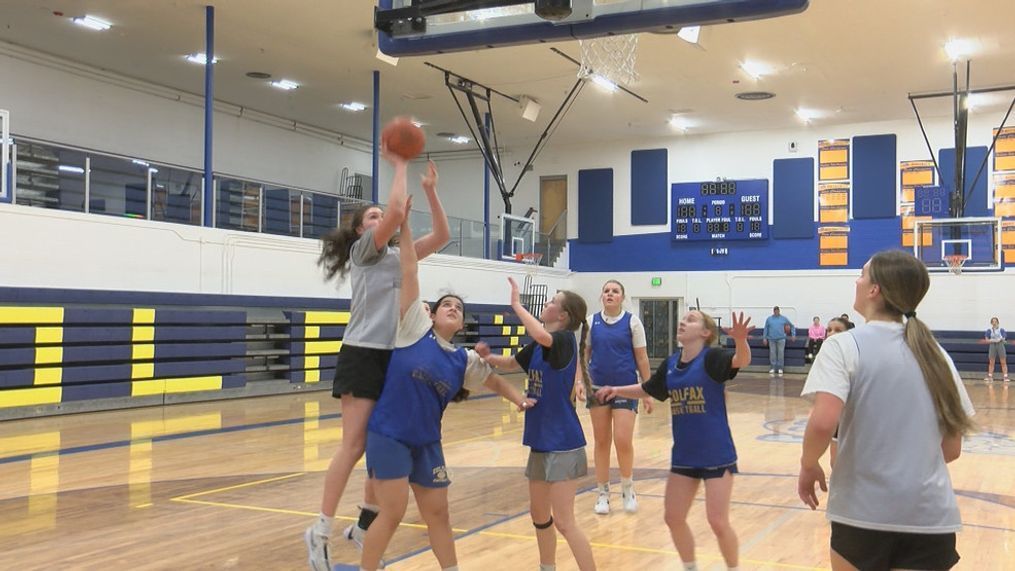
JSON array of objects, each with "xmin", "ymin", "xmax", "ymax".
[{"xmin": 0, "ymin": 1, "xmax": 1013, "ymax": 153}]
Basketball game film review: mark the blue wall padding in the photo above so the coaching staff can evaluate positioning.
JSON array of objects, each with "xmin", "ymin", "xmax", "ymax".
[
  {"xmin": 772, "ymin": 157, "xmax": 815, "ymax": 239},
  {"xmin": 853, "ymin": 134, "xmax": 897, "ymax": 219},
  {"xmin": 630, "ymin": 149, "xmax": 668, "ymax": 225},
  {"xmin": 578, "ymin": 168, "xmax": 614, "ymax": 243},
  {"xmin": 939, "ymin": 146, "xmax": 991, "ymax": 217}
]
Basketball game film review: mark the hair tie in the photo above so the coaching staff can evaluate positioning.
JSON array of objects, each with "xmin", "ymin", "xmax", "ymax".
[{"xmin": 904, "ymin": 311, "xmax": 917, "ymax": 319}]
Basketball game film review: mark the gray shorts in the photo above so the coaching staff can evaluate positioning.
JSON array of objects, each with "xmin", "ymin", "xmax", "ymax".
[
  {"xmin": 989, "ymin": 342, "xmax": 1007, "ymax": 360},
  {"xmin": 525, "ymin": 448, "xmax": 588, "ymax": 482}
]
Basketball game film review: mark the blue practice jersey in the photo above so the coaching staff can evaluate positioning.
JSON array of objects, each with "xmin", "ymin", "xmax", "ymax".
[
  {"xmin": 517, "ymin": 332, "xmax": 587, "ymax": 453},
  {"xmin": 589, "ymin": 311, "xmax": 637, "ymax": 386}
]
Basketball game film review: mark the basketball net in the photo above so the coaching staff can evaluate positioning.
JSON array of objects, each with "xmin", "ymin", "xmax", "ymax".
[
  {"xmin": 577, "ymin": 34, "xmax": 639, "ymax": 86},
  {"xmin": 945, "ymin": 254, "xmax": 967, "ymax": 275}
]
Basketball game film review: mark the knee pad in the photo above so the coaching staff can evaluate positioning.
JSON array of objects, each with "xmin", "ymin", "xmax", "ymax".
[{"xmin": 533, "ymin": 517, "xmax": 554, "ymax": 530}]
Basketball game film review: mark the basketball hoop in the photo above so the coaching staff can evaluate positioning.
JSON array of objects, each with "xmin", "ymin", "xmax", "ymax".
[
  {"xmin": 577, "ymin": 34, "xmax": 639, "ymax": 87},
  {"xmin": 514, "ymin": 252, "xmax": 544, "ymax": 266},
  {"xmin": 944, "ymin": 254, "xmax": 967, "ymax": 275}
]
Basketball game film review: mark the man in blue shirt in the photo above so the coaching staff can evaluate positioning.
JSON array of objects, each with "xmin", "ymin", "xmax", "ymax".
[{"xmin": 763, "ymin": 306, "xmax": 795, "ymax": 376}]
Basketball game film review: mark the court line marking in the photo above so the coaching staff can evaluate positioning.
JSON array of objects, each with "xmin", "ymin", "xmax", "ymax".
[
  {"xmin": 0, "ymin": 393, "xmax": 507, "ymax": 465},
  {"xmin": 172, "ymin": 472, "xmax": 306, "ymax": 501}
]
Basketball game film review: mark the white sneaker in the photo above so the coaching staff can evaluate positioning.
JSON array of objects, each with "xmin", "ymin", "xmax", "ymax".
[
  {"xmin": 304, "ymin": 526, "xmax": 331, "ymax": 571},
  {"xmin": 777, "ymin": 369, "xmax": 784, "ymax": 377},
  {"xmin": 593, "ymin": 492, "xmax": 610, "ymax": 515},
  {"xmin": 768, "ymin": 369, "xmax": 775, "ymax": 376},
  {"xmin": 622, "ymin": 489, "xmax": 638, "ymax": 513},
  {"xmin": 344, "ymin": 525, "xmax": 385, "ymax": 568}
]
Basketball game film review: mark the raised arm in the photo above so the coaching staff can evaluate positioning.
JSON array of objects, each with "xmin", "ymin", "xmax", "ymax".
[
  {"xmin": 723, "ymin": 311, "xmax": 754, "ymax": 369},
  {"xmin": 483, "ymin": 371, "xmax": 536, "ymax": 411},
  {"xmin": 508, "ymin": 277, "xmax": 553, "ymax": 348},
  {"xmin": 474, "ymin": 341, "xmax": 521, "ymax": 371},
  {"xmin": 373, "ymin": 154, "xmax": 409, "ymax": 251},
  {"xmin": 413, "ymin": 160, "xmax": 451, "ymax": 260},
  {"xmin": 398, "ymin": 198, "xmax": 418, "ymax": 319}
]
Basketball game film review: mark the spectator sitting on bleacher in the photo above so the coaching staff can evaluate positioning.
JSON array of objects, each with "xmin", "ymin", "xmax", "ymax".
[
  {"xmin": 806, "ymin": 317, "xmax": 826, "ymax": 364},
  {"xmin": 983, "ymin": 317, "xmax": 1009, "ymax": 383}
]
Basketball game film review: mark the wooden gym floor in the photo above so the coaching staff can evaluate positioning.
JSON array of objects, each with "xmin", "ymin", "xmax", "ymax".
[{"xmin": 1, "ymin": 373, "xmax": 1012, "ymax": 570}]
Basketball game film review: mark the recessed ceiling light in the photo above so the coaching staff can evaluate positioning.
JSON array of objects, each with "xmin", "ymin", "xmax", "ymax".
[
  {"xmin": 246, "ymin": 71, "xmax": 272, "ymax": 79},
  {"xmin": 795, "ymin": 108, "xmax": 820, "ymax": 123},
  {"xmin": 449, "ymin": 135, "xmax": 470, "ymax": 144},
  {"xmin": 669, "ymin": 116, "xmax": 693, "ymax": 131},
  {"xmin": 589, "ymin": 74, "xmax": 618, "ymax": 93},
  {"xmin": 677, "ymin": 26, "xmax": 701, "ymax": 44},
  {"xmin": 185, "ymin": 53, "xmax": 218, "ymax": 65},
  {"xmin": 58, "ymin": 165, "xmax": 85, "ymax": 174},
  {"xmin": 944, "ymin": 38, "xmax": 977, "ymax": 62},
  {"xmin": 965, "ymin": 92, "xmax": 994, "ymax": 110},
  {"xmin": 735, "ymin": 91, "xmax": 775, "ymax": 101},
  {"xmin": 339, "ymin": 102, "xmax": 368, "ymax": 112},
  {"xmin": 739, "ymin": 60, "xmax": 771, "ymax": 80},
  {"xmin": 270, "ymin": 79, "xmax": 300, "ymax": 91},
  {"xmin": 72, "ymin": 15, "xmax": 111, "ymax": 31}
]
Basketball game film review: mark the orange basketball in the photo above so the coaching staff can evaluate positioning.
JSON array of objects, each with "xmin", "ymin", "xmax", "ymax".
[{"xmin": 381, "ymin": 117, "xmax": 425, "ymax": 160}]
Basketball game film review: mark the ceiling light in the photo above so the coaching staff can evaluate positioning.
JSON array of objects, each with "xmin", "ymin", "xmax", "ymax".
[
  {"xmin": 944, "ymin": 38, "xmax": 977, "ymax": 62},
  {"xmin": 58, "ymin": 165, "xmax": 85, "ymax": 174},
  {"xmin": 246, "ymin": 71, "xmax": 272, "ymax": 79},
  {"xmin": 449, "ymin": 136, "xmax": 470, "ymax": 144},
  {"xmin": 132, "ymin": 159, "xmax": 150, "ymax": 167},
  {"xmin": 965, "ymin": 92, "xmax": 993, "ymax": 110},
  {"xmin": 669, "ymin": 116, "xmax": 693, "ymax": 131},
  {"xmin": 339, "ymin": 102, "xmax": 368, "ymax": 112},
  {"xmin": 677, "ymin": 26, "xmax": 701, "ymax": 44},
  {"xmin": 590, "ymin": 74, "xmax": 618, "ymax": 92},
  {"xmin": 411, "ymin": 120, "xmax": 426, "ymax": 128},
  {"xmin": 795, "ymin": 108, "xmax": 820, "ymax": 123},
  {"xmin": 739, "ymin": 60, "xmax": 771, "ymax": 80},
  {"xmin": 270, "ymin": 79, "xmax": 300, "ymax": 90},
  {"xmin": 185, "ymin": 53, "xmax": 218, "ymax": 65},
  {"xmin": 72, "ymin": 15, "xmax": 111, "ymax": 31}
]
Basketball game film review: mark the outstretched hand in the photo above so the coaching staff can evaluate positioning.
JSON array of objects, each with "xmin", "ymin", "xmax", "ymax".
[
  {"xmin": 723, "ymin": 311, "xmax": 754, "ymax": 341},
  {"xmin": 421, "ymin": 160, "xmax": 438, "ymax": 194},
  {"xmin": 507, "ymin": 277, "xmax": 521, "ymax": 307}
]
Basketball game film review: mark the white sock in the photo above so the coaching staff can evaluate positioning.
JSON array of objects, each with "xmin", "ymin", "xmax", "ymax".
[
  {"xmin": 728, "ymin": 567, "xmax": 740, "ymax": 571},
  {"xmin": 683, "ymin": 562, "xmax": 698, "ymax": 571},
  {"xmin": 621, "ymin": 477, "xmax": 634, "ymax": 490},
  {"xmin": 540, "ymin": 565, "xmax": 556, "ymax": 571},
  {"xmin": 313, "ymin": 512, "xmax": 332, "ymax": 535},
  {"xmin": 442, "ymin": 567, "xmax": 459, "ymax": 571},
  {"xmin": 597, "ymin": 482, "xmax": 609, "ymax": 494}
]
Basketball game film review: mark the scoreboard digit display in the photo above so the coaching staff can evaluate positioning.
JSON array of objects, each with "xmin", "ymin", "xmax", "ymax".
[{"xmin": 671, "ymin": 179, "xmax": 769, "ymax": 242}]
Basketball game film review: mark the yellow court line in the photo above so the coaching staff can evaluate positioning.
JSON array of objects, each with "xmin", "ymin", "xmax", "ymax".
[
  {"xmin": 171, "ymin": 497, "xmax": 469, "ymax": 533},
  {"xmin": 171, "ymin": 472, "xmax": 306, "ymax": 501}
]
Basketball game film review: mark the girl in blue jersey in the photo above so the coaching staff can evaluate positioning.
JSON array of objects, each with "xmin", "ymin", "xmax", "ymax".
[
  {"xmin": 596, "ymin": 310, "xmax": 753, "ymax": 571},
  {"xmin": 359, "ymin": 211, "xmax": 534, "ymax": 571},
  {"xmin": 478, "ymin": 280, "xmax": 597, "ymax": 571},
  {"xmin": 582, "ymin": 279, "xmax": 653, "ymax": 515},
  {"xmin": 306, "ymin": 154, "xmax": 451, "ymax": 571}
]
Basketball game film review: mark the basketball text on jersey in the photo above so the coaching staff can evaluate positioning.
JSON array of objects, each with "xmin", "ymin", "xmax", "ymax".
[{"xmin": 669, "ymin": 386, "xmax": 707, "ymax": 415}]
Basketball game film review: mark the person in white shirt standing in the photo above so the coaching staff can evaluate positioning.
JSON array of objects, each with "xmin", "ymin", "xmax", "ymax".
[{"xmin": 797, "ymin": 250, "xmax": 975, "ymax": 570}]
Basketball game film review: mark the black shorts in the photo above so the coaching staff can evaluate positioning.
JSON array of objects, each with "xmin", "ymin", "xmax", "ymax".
[
  {"xmin": 831, "ymin": 522, "xmax": 959, "ymax": 571},
  {"xmin": 670, "ymin": 463, "xmax": 737, "ymax": 480},
  {"xmin": 331, "ymin": 345, "xmax": 392, "ymax": 401}
]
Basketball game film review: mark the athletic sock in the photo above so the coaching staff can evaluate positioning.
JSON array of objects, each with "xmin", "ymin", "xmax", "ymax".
[
  {"xmin": 539, "ymin": 565, "xmax": 556, "ymax": 571},
  {"xmin": 683, "ymin": 562, "xmax": 698, "ymax": 571},
  {"xmin": 313, "ymin": 512, "xmax": 332, "ymax": 536},
  {"xmin": 597, "ymin": 482, "xmax": 609, "ymax": 494}
]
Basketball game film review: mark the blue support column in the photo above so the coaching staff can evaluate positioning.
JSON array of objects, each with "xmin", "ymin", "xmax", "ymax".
[
  {"xmin": 483, "ymin": 112, "xmax": 491, "ymax": 259},
  {"xmin": 372, "ymin": 70, "xmax": 380, "ymax": 203},
  {"xmin": 202, "ymin": 5, "xmax": 215, "ymax": 227}
]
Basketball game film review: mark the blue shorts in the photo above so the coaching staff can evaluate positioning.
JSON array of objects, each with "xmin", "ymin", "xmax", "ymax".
[{"xmin": 366, "ymin": 431, "xmax": 451, "ymax": 488}]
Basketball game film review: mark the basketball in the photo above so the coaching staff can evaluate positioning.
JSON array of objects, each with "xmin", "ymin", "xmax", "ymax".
[
  {"xmin": 381, "ymin": 116, "xmax": 425, "ymax": 160},
  {"xmin": 784, "ymin": 323, "xmax": 793, "ymax": 335}
]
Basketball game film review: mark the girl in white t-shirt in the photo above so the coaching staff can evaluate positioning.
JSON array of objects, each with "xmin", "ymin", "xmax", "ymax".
[{"xmin": 798, "ymin": 250, "xmax": 975, "ymax": 570}]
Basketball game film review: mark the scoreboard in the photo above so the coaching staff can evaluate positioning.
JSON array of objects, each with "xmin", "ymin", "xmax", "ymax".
[{"xmin": 671, "ymin": 179, "xmax": 769, "ymax": 241}]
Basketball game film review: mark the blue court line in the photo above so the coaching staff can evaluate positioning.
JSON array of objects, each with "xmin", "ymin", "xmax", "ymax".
[{"xmin": 0, "ymin": 393, "xmax": 502, "ymax": 466}]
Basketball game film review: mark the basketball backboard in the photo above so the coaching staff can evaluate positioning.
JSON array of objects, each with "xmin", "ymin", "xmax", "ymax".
[
  {"xmin": 913, "ymin": 217, "xmax": 1002, "ymax": 273},
  {"xmin": 376, "ymin": 0, "xmax": 810, "ymax": 56},
  {"xmin": 501, "ymin": 213, "xmax": 536, "ymax": 261}
]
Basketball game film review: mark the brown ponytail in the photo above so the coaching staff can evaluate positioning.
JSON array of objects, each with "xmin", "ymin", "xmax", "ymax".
[
  {"xmin": 868, "ymin": 250, "xmax": 975, "ymax": 436},
  {"xmin": 556, "ymin": 290, "xmax": 591, "ymax": 398},
  {"xmin": 318, "ymin": 204, "xmax": 375, "ymax": 281}
]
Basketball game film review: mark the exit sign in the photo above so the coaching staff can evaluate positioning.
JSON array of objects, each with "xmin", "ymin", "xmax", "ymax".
[{"xmin": 651, "ymin": 277, "xmax": 662, "ymax": 287}]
